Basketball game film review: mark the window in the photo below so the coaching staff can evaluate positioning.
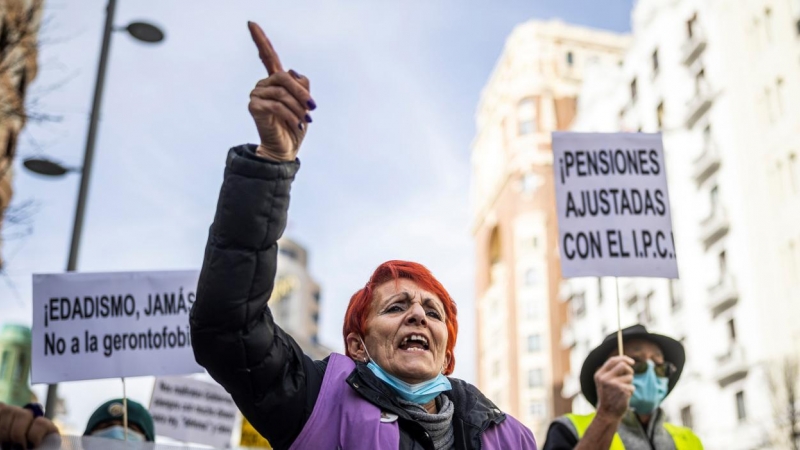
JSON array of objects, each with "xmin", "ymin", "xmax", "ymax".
[
  {"xmin": 520, "ymin": 236, "xmax": 538, "ymax": 250},
  {"xmin": 776, "ymin": 78, "xmax": 784, "ymax": 117},
  {"xmin": 710, "ymin": 184, "xmax": 720, "ymax": 211},
  {"xmin": 695, "ymin": 69, "xmax": 706, "ymax": 96},
  {"xmin": 736, "ymin": 391, "xmax": 747, "ymax": 421},
  {"xmin": 572, "ymin": 292, "xmax": 586, "ymax": 317},
  {"xmin": 670, "ymin": 279, "xmax": 683, "ymax": 311},
  {"xmin": 524, "ymin": 268, "xmax": 537, "ymax": 286},
  {"xmin": 638, "ymin": 291, "xmax": 654, "ymax": 324},
  {"xmin": 528, "ymin": 369, "xmax": 543, "ymax": 388},
  {"xmin": 527, "ymin": 334, "xmax": 542, "ymax": 353},
  {"xmin": 764, "ymin": 8, "xmax": 773, "ymax": 42},
  {"xmin": 789, "ymin": 153, "xmax": 798, "ymax": 194},
  {"xmin": 728, "ymin": 318, "xmax": 737, "ymax": 343},
  {"xmin": 279, "ymin": 246, "xmax": 299, "ymax": 260},
  {"xmin": 765, "ymin": 86, "xmax": 776, "ymax": 123},
  {"xmin": 525, "ymin": 299, "xmax": 539, "ymax": 320},
  {"xmin": 687, "ymin": 14, "xmax": 697, "ymax": 38},
  {"xmin": 630, "ymin": 78, "xmax": 638, "ymax": 102},
  {"xmin": 597, "ymin": 278, "xmax": 604, "ymax": 304},
  {"xmin": 657, "ymin": 102, "xmax": 664, "ymax": 129},
  {"xmin": 566, "ymin": 51, "xmax": 574, "ymax": 67},
  {"xmin": 488, "ymin": 227, "xmax": 502, "ymax": 284},
  {"xmin": 718, "ymin": 250, "xmax": 728, "ymax": 279},
  {"xmin": 521, "ymin": 173, "xmax": 542, "ymax": 194},
  {"xmin": 529, "ymin": 402, "xmax": 546, "ymax": 418},
  {"xmin": 703, "ymin": 125, "xmax": 712, "ymax": 147},
  {"xmin": 652, "ymin": 49, "xmax": 659, "ymax": 74},
  {"xmin": 517, "ymin": 98, "xmax": 536, "ymax": 135},
  {"xmin": 680, "ymin": 405, "xmax": 694, "ymax": 428}
]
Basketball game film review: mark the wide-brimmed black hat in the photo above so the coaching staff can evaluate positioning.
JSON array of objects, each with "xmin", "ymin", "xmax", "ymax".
[{"xmin": 580, "ymin": 324, "xmax": 685, "ymax": 407}]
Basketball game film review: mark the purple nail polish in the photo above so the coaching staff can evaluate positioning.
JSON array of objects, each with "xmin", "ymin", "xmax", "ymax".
[
  {"xmin": 307, "ymin": 99, "xmax": 317, "ymax": 110},
  {"xmin": 298, "ymin": 122, "xmax": 304, "ymax": 131},
  {"xmin": 289, "ymin": 69, "xmax": 301, "ymax": 79},
  {"xmin": 305, "ymin": 114, "xmax": 312, "ymax": 123}
]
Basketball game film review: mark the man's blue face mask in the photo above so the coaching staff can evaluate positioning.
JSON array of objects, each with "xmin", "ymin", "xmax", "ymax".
[
  {"xmin": 359, "ymin": 336, "xmax": 452, "ymax": 404},
  {"xmin": 630, "ymin": 360, "xmax": 669, "ymax": 414},
  {"xmin": 91, "ymin": 425, "xmax": 146, "ymax": 442}
]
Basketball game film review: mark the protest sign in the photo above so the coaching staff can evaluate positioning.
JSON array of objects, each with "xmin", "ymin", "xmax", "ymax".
[
  {"xmin": 240, "ymin": 416, "xmax": 271, "ymax": 449},
  {"xmin": 552, "ymin": 132, "xmax": 678, "ymax": 278},
  {"xmin": 31, "ymin": 270, "xmax": 203, "ymax": 383},
  {"xmin": 149, "ymin": 376, "xmax": 236, "ymax": 448}
]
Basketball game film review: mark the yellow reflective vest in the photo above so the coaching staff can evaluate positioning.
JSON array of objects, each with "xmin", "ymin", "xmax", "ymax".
[{"xmin": 566, "ymin": 413, "xmax": 703, "ymax": 450}]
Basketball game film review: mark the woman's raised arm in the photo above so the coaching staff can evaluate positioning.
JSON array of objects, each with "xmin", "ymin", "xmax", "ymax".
[{"xmin": 189, "ymin": 22, "xmax": 318, "ymax": 449}]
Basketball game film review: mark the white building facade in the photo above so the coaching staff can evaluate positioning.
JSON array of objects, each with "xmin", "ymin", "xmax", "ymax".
[
  {"xmin": 562, "ymin": 0, "xmax": 800, "ymax": 448},
  {"xmin": 471, "ymin": 19, "xmax": 630, "ymax": 438}
]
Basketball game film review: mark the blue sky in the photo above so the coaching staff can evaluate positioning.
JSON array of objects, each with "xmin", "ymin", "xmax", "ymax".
[{"xmin": 3, "ymin": 0, "xmax": 632, "ymax": 433}]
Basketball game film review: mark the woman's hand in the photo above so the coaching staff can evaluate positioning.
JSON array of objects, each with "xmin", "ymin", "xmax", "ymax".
[
  {"xmin": 0, "ymin": 402, "xmax": 59, "ymax": 448},
  {"xmin": 247, "ymin": 22, "xmax": 315, "ymax": 162}
]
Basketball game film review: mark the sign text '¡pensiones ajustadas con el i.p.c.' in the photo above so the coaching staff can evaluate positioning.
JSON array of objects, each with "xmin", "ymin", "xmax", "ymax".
[{"xmin": 552, "ymin": 132, "xmax": 679, "ymax": 279}]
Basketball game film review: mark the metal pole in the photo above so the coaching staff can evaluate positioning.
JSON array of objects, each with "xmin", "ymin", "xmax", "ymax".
[{"xmin": 44, "ymin": 0, "xmax": 117, "ymax": 419}]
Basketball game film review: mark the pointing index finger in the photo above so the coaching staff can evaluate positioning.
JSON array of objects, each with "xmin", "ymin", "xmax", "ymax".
[{"xmin": 247, "ymin": 21, "xmax": 283, "ymax": 75}]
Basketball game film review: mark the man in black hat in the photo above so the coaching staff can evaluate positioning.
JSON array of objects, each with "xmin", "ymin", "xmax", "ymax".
[{"xmin": 543, "ymin": 325, "xmax": 703, "ymax": 449}]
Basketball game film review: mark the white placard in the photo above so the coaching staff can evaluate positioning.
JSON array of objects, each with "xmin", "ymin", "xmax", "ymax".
[
  {"xmin": 149, "ymin": 376, "xmax": 236, "ymax": 448},
  {"xmin": 31, "ymin": 270, "xmax": 203, "ymax": 383},
  {"xmin": 552, "ymin": 132, "xmax": 678, "ymax": 278}
]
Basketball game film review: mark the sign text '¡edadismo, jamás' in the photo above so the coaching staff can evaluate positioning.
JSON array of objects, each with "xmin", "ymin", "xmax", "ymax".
[{"xmin": 43, "ymin": 288, "xmax": 196, "ymax": 327}]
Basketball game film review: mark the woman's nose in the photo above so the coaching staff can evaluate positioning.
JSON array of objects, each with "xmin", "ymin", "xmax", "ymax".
[{"xmin": 405, "ymin": 302, "xmax": 427, "ymax": 325}]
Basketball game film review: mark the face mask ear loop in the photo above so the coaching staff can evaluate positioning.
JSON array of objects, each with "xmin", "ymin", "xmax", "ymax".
[{"xmin": 358, "ymin": 336, "xmax": 372, "ymax": 363}]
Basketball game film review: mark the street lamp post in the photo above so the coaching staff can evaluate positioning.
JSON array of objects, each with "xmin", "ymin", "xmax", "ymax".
[{"xmin": 24, "ymin": 0, "xmax": 164, "ymax": 419}]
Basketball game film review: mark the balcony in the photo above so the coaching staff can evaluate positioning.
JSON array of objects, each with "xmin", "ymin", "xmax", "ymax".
[
  {"xmin": 707, "ymin": 275, "xmax": 739, "ymax": 318},
  {"xmin": 561, "ymin": 323, "xmax": 576, "ymax": 349},
  {"xmin": 692, "ymin": 140, "xmax": 721, "ymax": 186},
  {"xmin": 682, "ymin": 30, "xmax": 707, "ymax": 66},
  {"xmin": 685, "ymin": 81, "xmax": 714, "ymax": 128},
  {"xmin": 559, "ymin": 280, "xmax": 573, "ymax": 302},
  {"xmin": 700, "ymin": 205, "xmax": 729, "ymax": 249},
  {"xmin": 561, "ymin": 372, "xmax": 581, "ymax": 400},
  {"xmin": 715, "ymin": 344, "xmax": 748, "ymax": 388}
]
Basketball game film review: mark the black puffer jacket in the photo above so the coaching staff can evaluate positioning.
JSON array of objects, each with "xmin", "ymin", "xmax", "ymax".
[{"xmin": 190, "ymin": 145, "xmax": 509, "ymax": 450}]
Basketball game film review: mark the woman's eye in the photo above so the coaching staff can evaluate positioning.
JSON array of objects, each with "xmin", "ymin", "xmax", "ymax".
[
  {"xmin": 386, "ymin": 305, "xmax": 403, "ymax": 313},
  {"xmin": 426, "ymin": 311, "xmax": 442, "ymax": 320}
]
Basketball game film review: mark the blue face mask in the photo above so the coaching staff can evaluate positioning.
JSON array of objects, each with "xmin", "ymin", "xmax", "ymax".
[
  {"xmin": 92, "ymin": 425, "xmax": 146, "ymax": 442},
  {"xmin": 630, "ymin": 360, "xmax": 669, "ymax": 414},
  {"xmin": 360, "ymin": 336, "xmax": 452, "ymax": 404}
]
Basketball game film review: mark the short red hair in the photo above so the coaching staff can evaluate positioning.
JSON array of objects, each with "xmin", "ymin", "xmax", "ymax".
[{"xmin": 343, "ymin": 260, "xmax": 458, "ymax": 375}]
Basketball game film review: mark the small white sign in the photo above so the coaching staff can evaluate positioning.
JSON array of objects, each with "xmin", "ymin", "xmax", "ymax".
[
  {"xmin": 552, "ymin": 132, "xmax": 678, "ymax": 278},
  {"xmin": 149, "ymin": 376, "xmax": 237, "ymax": 448},
  {"xmin": 31, "ymin": 270, "xmax": 203, "ymax": 383}
]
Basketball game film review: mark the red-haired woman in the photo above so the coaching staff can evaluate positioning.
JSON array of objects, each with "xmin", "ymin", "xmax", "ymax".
[{"xmin": 190, "ymin": 22, "xmax": 537, "ymax": 450}]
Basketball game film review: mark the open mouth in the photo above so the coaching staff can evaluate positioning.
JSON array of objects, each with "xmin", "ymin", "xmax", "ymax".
[{"xmin": 398, "ymin": 334, "xmax": 429, "ymax": 352}]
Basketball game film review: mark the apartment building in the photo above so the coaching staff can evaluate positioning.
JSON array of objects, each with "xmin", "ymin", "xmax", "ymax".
[{"xmin": 471, "ymin": 19, "xmax": 630, "ymax": 437}]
